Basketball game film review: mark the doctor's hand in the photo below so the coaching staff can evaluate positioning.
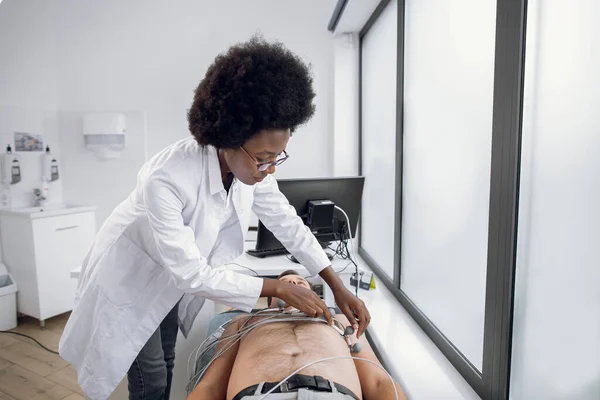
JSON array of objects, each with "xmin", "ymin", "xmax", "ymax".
[
  {"xmin": 318, "ymin": 266, "xmax": 371, "ymax": 338},
  {"xmin": 333, "ymin": 287, "xmax": 370, "ymax": 339},
  {"xmin": 278, "ymin": 283, "xmax": 333, "ymax": 324},
  {"xmin": 265, "ymin": 280, "xmax": 332, "ymax": 323}
]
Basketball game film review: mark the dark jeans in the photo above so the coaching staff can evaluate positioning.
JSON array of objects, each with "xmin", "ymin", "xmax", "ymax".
[{"xmin": 128, "ymin": 303, "xmax": 179, "ymax": 400}]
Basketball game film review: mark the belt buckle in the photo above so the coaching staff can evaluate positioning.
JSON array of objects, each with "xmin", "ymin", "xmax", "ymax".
[
  {"xmin": 280, "ymin": 381, "xmax": 289, "ymax": 393},
  {"xmin": 285, "ymin": 374, "xmax": 332, "ymax": 393},
  {"xmin": 286, "ymin": 374, "xmax": 310, "ymax": 392},
  {"xmin": 314, "ymin": 375, "xmax": 332, "ymax": 391}
]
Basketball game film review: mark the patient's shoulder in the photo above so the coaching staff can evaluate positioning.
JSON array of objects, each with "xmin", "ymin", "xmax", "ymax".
[
  {"xmin": 231, "ymin": 314, "xmax": 249, "ymax": 323},
  {"xmin": 230, "ymin": 313, "xmax": 259, "ymax": 328}
]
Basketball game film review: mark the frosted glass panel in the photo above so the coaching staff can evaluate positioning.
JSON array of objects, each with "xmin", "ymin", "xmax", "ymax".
[
  {"xmin": 510, "ymin": 1, "xmax": 600, "ymax": 399},
  {"xmin": 399, "ymin": 0, "xmax": 496, "ymax": 370},
  {"xmin": 360, "ymin": 0, "xmax": 397, "ymax": 278}
]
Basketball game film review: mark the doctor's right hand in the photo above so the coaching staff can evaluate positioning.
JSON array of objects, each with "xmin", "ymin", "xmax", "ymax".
[{"xmin": 262, "ymin": 279, "xmax": 332, "ymax": 324}]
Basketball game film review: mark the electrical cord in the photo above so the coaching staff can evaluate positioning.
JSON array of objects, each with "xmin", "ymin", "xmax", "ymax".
[
  {"xmin": 333, "ymin": 261, "xmax": 353, "ymax": 274},
  {"xmin": 187, "ymin": 313, "xmax": 328, "ymax": 392},
  {"xmin": 327, "ymin": 220, "xmax": 351, "ymax": 261},
  {"xmin": 334, "ymin": 206, "xmax": 359, "ymax": 297},
  {"xmin": 224, "ymin": 262, "xmax": 260, "ymax": 277},
  {"xmin": 256, "ymin": 355, "xmax": 398, "ymax": 400},
  {"xmin": 186, "ymin": 310, "xmax": 358, "ymax": 393},
  {"xmin": 0, "ymin": 330, "xmax": 59, "ymax": 355},
  {"xmin": 188, "ymin": 311, "xmax": 297, "ymax": 390}
]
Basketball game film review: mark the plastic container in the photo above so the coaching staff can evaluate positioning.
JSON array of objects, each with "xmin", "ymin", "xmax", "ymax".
[{"xmin": 0, "ymin": 263, "xmax": 18, "ymax": 331}]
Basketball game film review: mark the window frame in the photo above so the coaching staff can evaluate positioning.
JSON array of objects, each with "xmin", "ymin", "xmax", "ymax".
[{"xmin": 356, "ymin": 0, "xmax": 528, "ymax": 398}]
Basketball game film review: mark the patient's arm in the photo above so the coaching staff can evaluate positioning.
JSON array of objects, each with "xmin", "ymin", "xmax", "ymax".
[
  {"xmin": 334, "ymin": 314, "xmax": 406, "ymax": 400},
  {"xmin": 187, "ymin": 316, "xmax": 244, "ymax": 400}
]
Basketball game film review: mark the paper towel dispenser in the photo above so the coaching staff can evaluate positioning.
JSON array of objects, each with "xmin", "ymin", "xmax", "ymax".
[{"xmin": 83, "ymin": 113, "xmax": 126, "ymax": 160}]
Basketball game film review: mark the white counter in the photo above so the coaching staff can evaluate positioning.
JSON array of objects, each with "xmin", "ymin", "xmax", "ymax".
[{"xmin": 0, "ymin": 204, "xmax": 97, "ymax": 220}]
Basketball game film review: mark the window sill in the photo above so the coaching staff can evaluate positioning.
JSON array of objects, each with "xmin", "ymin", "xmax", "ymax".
[{"xmin": 354, "ymin": 260, "xmax": 481, "ymax": 399}]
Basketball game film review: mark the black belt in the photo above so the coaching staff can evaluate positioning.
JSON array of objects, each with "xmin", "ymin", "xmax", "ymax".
[{"xmin": 232, "ymin": 374, "xmax": 360, "ymax": 400}]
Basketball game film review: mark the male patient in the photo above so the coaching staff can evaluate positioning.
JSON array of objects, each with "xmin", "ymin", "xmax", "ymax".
[{"xmin": 188, "ymin": 270, "xmax": 405, "ymax": 400}]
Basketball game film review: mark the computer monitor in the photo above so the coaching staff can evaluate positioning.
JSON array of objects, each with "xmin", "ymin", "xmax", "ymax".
[{"xmin": 248, "ymin": 176, "xmax": 365, "ymax": 257}]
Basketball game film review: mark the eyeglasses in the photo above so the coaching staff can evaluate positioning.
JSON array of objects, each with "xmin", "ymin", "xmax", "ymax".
[{"xmin": 239, "ymin": 146, "xmax": 289, "ymax": 172}]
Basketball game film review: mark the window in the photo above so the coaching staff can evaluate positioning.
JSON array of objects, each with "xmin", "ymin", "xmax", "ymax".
[
  {"xmin": 510, "ymin": 0, "xmax": 600, "ymax": 398},
  {"xmin": 358, "ymin": 0, "xmax": 526, "ymax": 398},
  {"xmin": 400, "ymin": 0, "xmax": 496, "ymax": 371},
  {"xmin": 359, "ymin": 0, "xmax": 398, "ymax": 280}
]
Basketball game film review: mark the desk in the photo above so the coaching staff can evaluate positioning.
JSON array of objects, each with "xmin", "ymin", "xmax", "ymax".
[{"xmin": 218, "ymin": 240, "xmax": 358, "ymax": 308}]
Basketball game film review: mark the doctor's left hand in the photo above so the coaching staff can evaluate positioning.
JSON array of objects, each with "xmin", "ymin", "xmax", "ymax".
[{"xmin": 333, "ymin": 288, "xmax": 371, "ymax": 339}]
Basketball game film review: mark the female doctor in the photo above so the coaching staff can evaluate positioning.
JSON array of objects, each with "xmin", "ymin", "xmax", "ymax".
[{"xmin": 58, "ymin": 36, "xmax": 371, "ymax": 400}]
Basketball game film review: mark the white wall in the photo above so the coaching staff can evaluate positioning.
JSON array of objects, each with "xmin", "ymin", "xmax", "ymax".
[
  {"xmin": 0, "ymin": 0, "xmax": 58, "ymax": 110},
  {"xmin": 51, "ymin": 0, "xmax": 336, "ymax": 228},
  {"xmin": 53, "ymin": 0, "xmax": 336, "ymax": 163},
  {"xmin": 0, "ymin": 1, "xmax": 64, "ymax": 211},
  {"xmin": 1, "ymin": 0, "xmax": 337, "ymax": 227},
  {"xmin": 510, "ymin": 1, "xmax": 600, "ymax": 399},
  {"xmin": 0, "ymin": 1, "xmax": 65, "ymax": 267},
  {"xmin": 58, "ymin": 111, "xmax": 147, "ymax": 225},
  {"xmin": 332, "ymin": 33, "xmax": 359, "ymax": 176}
]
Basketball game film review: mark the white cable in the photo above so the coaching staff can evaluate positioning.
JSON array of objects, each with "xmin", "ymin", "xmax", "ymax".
[
  {"xmin": 188, "ymin": 313, "xmax": 284, "ymax": 383},
  {"xmin": 188, "ymin": 313, "xmax": 271, "ymax": 385},
  {"xmin": 334, "ymin": 205, "xmax": 359, "ymax": 264},
  {"xmin": 334, "ymin": 205, "xmax": 361, "ymax": 300},
  {"xmin": 224, "ymin": 262, "xmax": 260, "ymax": 276},
  {"xmin": 189, "ymin": 315, "xmax": 322, "ymax": 391},
  {"xmin": 187, "ymin": 314, "xmax": 339, "ymax": 392},
  {"xmin": 187, "ymin": 306, "xmax": 290, "ymax": 379},
  {"xmin": 186, "ymin": 311, "xmax": 268, "ymax": 379},
  {"xmin": 188, "ymin": 325, "xmax": 254, "ymax": 392},
  {"xmin": 186, "ymin": 311, "xmax": 379, "ymax": 395},
  {"xmin": 190, "ymin": 332, "xmax": 245, "ymax": 390},
  {"xmin": 333, "ymin": 261, "xmax": 353, "ymax": 275},
  {"xmin": 256, "ymin": 356, "xmax": 398, "ymax": 400},
  {"xmin": 187, "ymin": 322, "xmax": 227, "ymax": 378}
]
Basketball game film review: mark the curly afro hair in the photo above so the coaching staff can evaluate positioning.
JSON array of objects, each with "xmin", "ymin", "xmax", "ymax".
[{"xmin": 187, "ymin": 35, "xmax": 316, "ymax": 149}]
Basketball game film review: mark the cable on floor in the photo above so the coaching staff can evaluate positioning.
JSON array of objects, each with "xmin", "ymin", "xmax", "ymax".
[{"xmin": 0, "ymin": 330, "xmax": 60, "ymax": 355}]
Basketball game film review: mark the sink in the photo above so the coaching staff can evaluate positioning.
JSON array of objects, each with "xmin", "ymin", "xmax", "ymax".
[
  {"xmin": 0, "ymin": 204, "xmax": 97, "ymax": 219},
  {"xmin": 12, "ymin": 204, "xmax": 69, "ymax": 214}
]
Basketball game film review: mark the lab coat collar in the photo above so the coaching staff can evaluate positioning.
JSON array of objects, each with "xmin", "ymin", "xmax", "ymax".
[{"xmin": 207, "ymin": 145, "xmax": 225, "ymax": 195}]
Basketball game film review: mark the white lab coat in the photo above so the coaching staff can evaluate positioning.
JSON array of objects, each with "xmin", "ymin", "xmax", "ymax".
[{"xmin": 58, "ymin": 137, "xmax": 330, "ymax": 400}]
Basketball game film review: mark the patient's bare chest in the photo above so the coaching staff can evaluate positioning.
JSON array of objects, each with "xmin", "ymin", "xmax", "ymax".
[{"xmin": 238, "ymin": 319, "xmax": 350, "ymax": 377}]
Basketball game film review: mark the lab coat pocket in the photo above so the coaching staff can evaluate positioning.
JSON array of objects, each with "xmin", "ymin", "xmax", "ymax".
[{"xmin": 95, "ymin": 235, "xmax": 161, "ymax": 307}]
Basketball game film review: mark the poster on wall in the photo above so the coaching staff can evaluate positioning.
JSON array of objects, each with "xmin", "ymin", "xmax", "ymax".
[{"xmin": 14, "ymin": 132, "xmax": 44, "ymax": 151}]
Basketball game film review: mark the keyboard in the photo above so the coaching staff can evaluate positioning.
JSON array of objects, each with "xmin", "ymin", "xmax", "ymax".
[
  {"xmin": 246, "ymin": 247, "xmax": 288, "ymax": 258},
  {"xmin": 246, "ymin": 240, "xmax": 332, "ymax": 258}
]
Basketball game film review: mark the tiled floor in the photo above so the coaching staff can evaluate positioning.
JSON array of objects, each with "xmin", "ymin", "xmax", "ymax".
[{"xmin": 0, "ymin": 313, "xmax": 84, "ymax": 400}]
